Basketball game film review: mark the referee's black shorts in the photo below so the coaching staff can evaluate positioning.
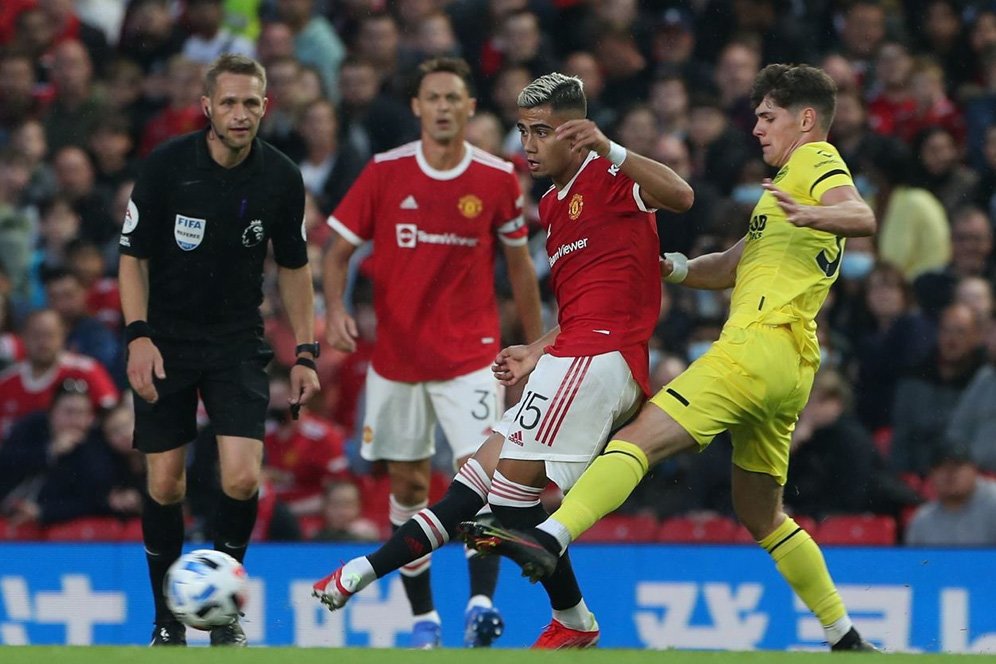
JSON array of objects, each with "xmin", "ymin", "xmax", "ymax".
[{"xmin": 132, "ymin": 335, "xmax": 274, "ymax": 453}]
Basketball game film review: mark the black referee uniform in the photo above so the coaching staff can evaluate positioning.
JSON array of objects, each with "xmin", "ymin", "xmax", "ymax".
[{"xmin": 120, "ymin": 128, "xmax": 307, "ymax": 450}]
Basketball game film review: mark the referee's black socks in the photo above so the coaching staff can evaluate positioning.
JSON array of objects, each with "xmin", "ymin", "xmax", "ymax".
[
  {"xmin": 142, "ymin": 493, "xmax": 184, "ymax": 624},
  {"xmin": 213, "ymin": 491, "xmax": 259, "ymax": 564}
]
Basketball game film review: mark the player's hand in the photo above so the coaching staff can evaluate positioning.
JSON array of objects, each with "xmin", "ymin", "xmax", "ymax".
[
  {"xmin": 761, "ymin": 179, "xmax": 818, "ymax": 228},
  {"xmin": 326, "ymin": 305, "xmax": 358, "ymax": 353},
  {"xmin": 659, "ymin": 255, "xmax": 675, "ymax": 281},
  {"xmin": 289, "ymin": 363, "xmax": 321, "ymax": 414},
  {"xmin": 126, "ymin": 337, "xmax": 165, "ymax": 404},
  {"xmin": 492, "ymin": 344, "xmax": 542, "ymax": 386},
  {"xmin": 555, "ymin": 119, "xmax": 610, "ymax": 157}
]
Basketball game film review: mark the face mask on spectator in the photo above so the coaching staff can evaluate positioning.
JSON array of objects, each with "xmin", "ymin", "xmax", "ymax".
[
  {"xmin": 840, "ymin": 251, "xmax": 875, "ymax": 280},
  {"xmin": 732, "ymin": 183, "xmax": 765, "ymax": 205}
]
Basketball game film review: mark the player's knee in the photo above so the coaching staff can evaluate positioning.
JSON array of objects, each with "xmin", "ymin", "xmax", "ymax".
[
  {"xmin": 220, "ymin": 468, "xmax": 260, "ymax": 500},
  {"xmin": 737, "ymin": 510, "xmax": 782, "ymax": 541},
  {"xmin": 148, "ymin": 477, "xmax": 185, "ymax": 505}
]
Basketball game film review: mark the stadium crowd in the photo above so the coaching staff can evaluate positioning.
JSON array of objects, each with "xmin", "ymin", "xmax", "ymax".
[{"xmin": 0, "ymin": 0, "xmax": 995, "ymax": 546}]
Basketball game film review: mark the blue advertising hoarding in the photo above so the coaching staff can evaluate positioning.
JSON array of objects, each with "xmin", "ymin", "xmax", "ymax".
[{"xmin": 0, "ymin": 542, "xmax": 994, "ymax": 651}]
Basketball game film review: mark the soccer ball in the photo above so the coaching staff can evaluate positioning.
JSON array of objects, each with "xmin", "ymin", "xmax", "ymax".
[{"xmin": 165, "ymin": 549, "xmax": 248, "ymax": 630}]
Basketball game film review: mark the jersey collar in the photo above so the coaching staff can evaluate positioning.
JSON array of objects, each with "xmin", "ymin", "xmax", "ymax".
[
  {"xmin": 415, "ymin": 140, "xmax": 473, "ymax": 180},
  {"xmin": 556, "ymin": 151, "xmax": 599, "ymax": 200}
]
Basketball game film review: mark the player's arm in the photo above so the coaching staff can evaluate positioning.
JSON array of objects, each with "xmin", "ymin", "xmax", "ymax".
[
  {"xmin": 662, "ymin": 237, "xmax": 746, "ymax": 290},
  {"xmin": 119, "ymin": 254, "xmax": 164, "ymax": 403},
  {"xmin": 500, "ymin": 242, "xmax": 544, "ymax": 343},
  {"xmin": 555, "ymin": 119, "xmax": 693, "ymax": 213},
  {"xmin": 762, "ymin": 180, "xmax": 876, "ymax": 237},
  {"xmin": 321, "ymin": 231, "xmax": 360, "ymax": 352},
  {"xmin": 277, "ymin": 263, "xmax": 321, "ymax": 406}
]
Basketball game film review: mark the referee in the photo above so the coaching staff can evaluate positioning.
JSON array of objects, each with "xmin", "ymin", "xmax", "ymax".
[{"xmin": 119, "ymin": 54, "xmax": 320, "ymax": 647}]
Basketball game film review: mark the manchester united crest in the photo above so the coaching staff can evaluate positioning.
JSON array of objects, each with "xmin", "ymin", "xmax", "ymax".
[
  {"xmin": 568, "ymin": 193, "xmax": 584, "ymax": 220},
  {"xmin": 458, "ymin": 194, "xmax": 483, "ymax": 218}
]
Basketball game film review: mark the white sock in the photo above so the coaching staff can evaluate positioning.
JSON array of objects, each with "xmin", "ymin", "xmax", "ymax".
[
  {"xmin": 553, "ymin": 599, "xmax": 596, "ymax": 632},
  {"xmin": 340, "ymin": 556, "xmax": 376, "ymax": 592},
  {"xmin": 537, "ymin": 518, "xmax": 572, "ymax": 556},
  {"xmin": 466, "ymin": 594, "xmax": 493, "ymax": 611},
  {"xmin": 825, "ymin": 615, "xmax": 854, "ymax": 645},
  {"xmin": 413, "ymin": 610, "xmax": 441, "ymax": 625}
]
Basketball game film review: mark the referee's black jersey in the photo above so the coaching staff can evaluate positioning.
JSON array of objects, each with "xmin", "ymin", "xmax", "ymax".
[{"xmin": 120, "ymin": 129, "xmax": 308, "ymax": 340}]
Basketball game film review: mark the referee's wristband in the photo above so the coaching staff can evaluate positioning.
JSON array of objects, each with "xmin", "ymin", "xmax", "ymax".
[
  {"xmin": 663, "ymin": 252, "xmax": 689, "ymax": 284},
  {"xmin": 606, "ymin": 140, "xmax": 627, "ymax": 167},
  {"xmin": 125, "ymin": 320, "xmax": 152, "ymax": 344},
  {"xmin": 294, "ymin": 356, "xmax": 317, "ymax": 371}
]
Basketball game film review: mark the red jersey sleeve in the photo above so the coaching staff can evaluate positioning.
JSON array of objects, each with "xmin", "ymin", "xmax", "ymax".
[
  {"xmin": 494, "ymin": 170, "xmax": 528, "ymax": 246},
  {"xmin": 85, "ymin": 362, "xmax": 120, "ymax": 410},
  {"xmin": 327, "ymin": 160, "xmax": 379, "ymax": 246}
]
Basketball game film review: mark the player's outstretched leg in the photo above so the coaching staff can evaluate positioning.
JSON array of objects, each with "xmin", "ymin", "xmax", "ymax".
[
  {"xmin": 313, "ymin": 459, "xmax": 492, "ymax": 609},
  {"xmin": 458, "ymin": 520, "xmax": 557, "ymax": 581}
]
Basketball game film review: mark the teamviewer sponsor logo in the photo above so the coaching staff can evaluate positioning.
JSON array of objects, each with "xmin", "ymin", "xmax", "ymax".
[
  {"xmin": 548, "ymin": 237, "xmax": 588, "ymax": 267},
  {"xmin": 396, "ymin": 224, "xmax": 417, "ymax": 248},
  {"xmin": 395, "ymin": 224, "xmax": 479, "ymax": 248}
]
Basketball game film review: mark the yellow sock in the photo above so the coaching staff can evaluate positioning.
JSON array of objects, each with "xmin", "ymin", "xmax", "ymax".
[
  {"xmin": 759, "ymin": 517, "xmax": 847, "ymax": 627},
  {"xmin": 551, "ymin": 440, "xmax": 649, "ymax": 541}
]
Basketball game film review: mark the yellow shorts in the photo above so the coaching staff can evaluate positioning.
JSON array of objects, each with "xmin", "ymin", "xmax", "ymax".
[{"xmin": 650, "ymin": 324, "xmax": 816, "ymax": 484}]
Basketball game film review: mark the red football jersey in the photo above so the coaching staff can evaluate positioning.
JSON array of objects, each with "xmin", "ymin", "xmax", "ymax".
[
  {"xmin": 0, "ymin": 353, "xmax": 120, "ymax": 436},
  {"xmin": 540, "ymin": 154, "xmax": 661, "ymax": 395},
  {"xmin": 328, "ymin": 141, "xmax": 527, "ymax": 382},
  {"xmin": 264, "ymin": 414, "xmax": 351, "ymax": 506}
]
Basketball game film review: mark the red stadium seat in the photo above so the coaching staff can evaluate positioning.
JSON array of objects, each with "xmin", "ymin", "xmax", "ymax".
[
  {"xmin": 576, "ymin": 513, "xmax": 658, "ymax": 543},
  {"xmin": 298, "ymin": 514, "xmax": 326, "ymax": 539},
  {"xmin": 815, "ymin": 514, "xmax": 897, "ymax": 546},
  {"xmin": 657, "ymin": 515, "xmax": 740, "ymax": 543},
  {"xmin": 45, "ymin": 517, "xmax": 124, "ymax": 542},
  {"xmin": 0, "ymin": 517, "xmax": 44, "ymax": 541},
  {"xmin": 118, "ymin": 518, "xmax": 144, "ymax": 542}
]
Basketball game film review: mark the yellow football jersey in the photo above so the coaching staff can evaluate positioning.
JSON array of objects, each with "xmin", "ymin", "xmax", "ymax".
[{"xmin": 727, "ymin": 141, "xmax": 854, "ymax": 365}]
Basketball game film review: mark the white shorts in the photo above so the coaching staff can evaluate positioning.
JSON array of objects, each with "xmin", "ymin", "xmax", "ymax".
[
  {"xmin": 494, "ymin": 351, "xmax": 642, "ymax": 491},
  {"xmin": 360, "ymin": 364, "xmax": 502, "ymax": 465}
]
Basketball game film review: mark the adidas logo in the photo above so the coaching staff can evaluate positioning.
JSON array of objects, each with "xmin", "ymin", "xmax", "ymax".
[
  {"xmin": 507, "ymin": 430, "xmax": 524, "ymax": 446},
  {"xmin": 400, "ymin": 195, "xmax": 418, "ymax": 209}
]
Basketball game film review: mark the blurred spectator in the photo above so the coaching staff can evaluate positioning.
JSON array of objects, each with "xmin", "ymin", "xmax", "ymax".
[
  {"xmin": 833, "ymin": 0, "xmax": 887, "ymax": 85},
  {"xmin": 686, "ymin": 94, "xmax": 752, "ymax": 196},
  {"xmin": 295, "ymin": 98, "xmax": 365, "ymax": 215},
  {"xmin": 830, "ymin": 89, "xmax": 892, "ymax": 198},
  {"xmin": 592, "ymin": 27, "xmax": 648, "ymax": 107},
  {"xmin": 954, "ymin": 276, "xmax": 994, "ymax": 325},
  {"xmin": 263, "ymin": 365, "xmax": 350, "ymax": 515},
  {"xmin": 259, "ymin": 55, "xmax": 303, "ymax": 157},
  {"xmin": 88, "ymin": 115, "xmax": 136, "ymax": 192},
  {"xmin": 310, "ymin": 479, "xmax": 380, "ymax": 541},
  {"xmin": 465, "ymin": 111, "xmax": 505, "ymax": 157},
  {"xmin": 914, "ymin": 0, "xmax": 971, "ymax": 92},
  {"xmin": 912, "ymin": 126, "xmax": 978, "ymax": 218},
  {"xmin": 613, "ymin": 104, "xmax": 659, "ymax": 162},
  {"xmin": 0, "ymin": 309, "xmax": 117, "ymax": 437},
  {"xmin": 650, "ymin": 7, "xmax": 712, "ymax": 92},
  {"xmin": 12, "ymin": 7, "xmax": 58, "ymax": 82},
  {"xmin": 276, "ymin": 0, "xmax": 345, "ymax": 103},
  {"xmin": 0, "ymin": 50, "xmax": 43, "ymax": 141},
  {"xmin": 32, "ymin": 196, "xmax": 83, "ymax": 293},
  {"xmin": 51, "ymin": 146, "xmax": 116, "ymax": 245},
  {"xmin": 256, "ymin": 19, "xmax": 295, "ymax": 67},
  {"xmin": 913, "ymin": 206, "xmax": 995, "ymax": 318},
  {"xmin": 653, "ymin": 133, "xmax": 720, "ymax": 256},
  {"xmin": 890, "ymin": 302, "xmax": 986, "ymax": 475},
  {"xmin": 785, "ymin": 369, "xmax": 878, "ymax": 518},
  {"xmin": 945, "ymin": 315, "xmax": 996, "ymax": 471},
  {"xmin": 895, "ymin": 57, "xmax": 965, "ymax": 147},
  {"xmin": 648, "ymin": 73, "xmax": 688, "ymax": 140},
  {"xmin": 714, "ymin": 40, "xmax": 762, "ymax": 138},
  {"xmin": 488, "ymin": 65, "xmax": 533, "ymax": 156},
  {"xmin": 37, "ymin": 0, "xmax": 112, "ymax": 77},
  {"xmin": 102, "ymin": 58, "xmax": 159, "ymax": 147},
  {"xmin": 820, "ymin": 52, "xmax": 859, "ymax": 93},
  {"xmin": 42, "ymin": 268, "xmax": 122, "ymax": 385},
  {"xmin": 43, "ymin": 39, "xmax": 106, "ymax": 153},
  {"xmin": 8, "ymin": 119, "xmax": 57, "ymax": 208},
  {"xmin": 866, "ymin": 41, "xmax": 915, "ymax": 136},
  {"xmin": 479, "ymin": 9, "xmax": 555, "ymax": 81},
  {"xmin": 65, "ymin": 239, "xmax": 121, "ymax": 331},
  {"xmin": 181, "ymin": 0, "xmax": 256, "ymax": 65},
  {"xmin": 864, "ymin": 138, "xmax": 950, "ymax": 280},
  {"xmin": 406, "ymin": 11, "xmax": 461, "ymax": 66},
  {"xmin": 848, "ymin": 261, "xmax": 935, "ymax": 434},
  {"xmin": 561, "ymin": 51, "xmax": 616, "ymax": 130},
  {"xmin": 336, "ymin": 56, "xmax": 418, "ymax": 161},
  {"xmin": 905, "ymin": 444, "xmax": 996, "ymax": 546},
  {"xmin": 0, "ymin": 290, "xmax": 24, "ymax": 373},
  {"xmin": 0, "ymin": 379, "xmax": 116, "ymax": 525},
  {"xmin": 0, "ymin": 0, "xmax": 36, "ymax": 45},
  {"xmin": 101, "ymin": 402, "xmax": 144, "ymax": 518},
  {"xmin": 353, "ymin": 12, "xmax": 404, "ymax": 96},
  {"xmin": 0, "ymin": 150, "xmax": 34, "ymax": 302},
  {"xmin": 117, "ymin": 0, "xmax": 185, "ymax": 76},
  {"xmin": 138, "ymin": 56, "xmax": 207, "ymax": 157}
]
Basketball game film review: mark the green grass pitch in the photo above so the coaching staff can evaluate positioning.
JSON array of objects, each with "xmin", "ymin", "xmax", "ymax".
[{"xmin": 0, "ymin": 647, "xmax": 988, "ymax": 663}]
